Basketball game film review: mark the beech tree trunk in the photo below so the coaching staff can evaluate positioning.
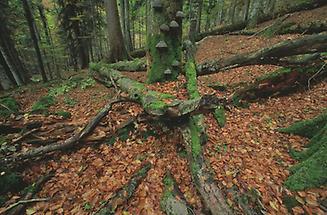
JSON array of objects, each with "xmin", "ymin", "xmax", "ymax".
[
  {"xmin": 22, "ymin": 0, "xmax": 48, "ymax": 82},
  {"xmin": 146, "ymin": 0, "xmax": 183, "ymax": 83},
  {"xmin": 105, "ymin": 0, "xmax": 129, "ymax": 63}
]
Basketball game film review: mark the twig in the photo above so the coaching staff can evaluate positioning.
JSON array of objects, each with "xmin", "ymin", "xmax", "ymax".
[
  {"xmin": 0, "ymin": 103, "xmax": 12, "ymax": 112},
  {"xmin": 308, "ymin": 63, "xmax": 326, "ymax": 90},
  {"xmin": 11, "ymin": 128, "xmax": 39, "ymax": 144},
  {"xmin": 0, "ymin": 198, "xmax": 49, "ymax": 214}
]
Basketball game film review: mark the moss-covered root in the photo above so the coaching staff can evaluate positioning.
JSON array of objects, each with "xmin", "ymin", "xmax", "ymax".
[
  {"xmin": 182, "ymin": 118, "xmax": 232, "ymax": 215},
  {"xmin": 285, "ymin": 142, "xmax": 327, "ymax": 191},
  {"xmin": 96, "ymin": 162, "xmax": 151, "ymax": 215},
  {"xmin": 161, "ymin": 172, "xmax": 193, "ymax": 215},
  {"xmin": 279, "ymin": 112, "xmax": 327, "ymax": 138}
]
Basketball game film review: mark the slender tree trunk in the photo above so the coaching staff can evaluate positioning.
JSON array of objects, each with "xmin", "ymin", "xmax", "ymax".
[
  {"xmin": 38, "ymin": 3, "xmax": 61, "ymax": 79},
  {"xmin": 105, "ymin": 0, "xmax": 129, "ymax": 63},
  {"xmin": 195, "ymin": 0, "xmax": 203, "ymax": 34},
  {"xmin": 243, "ymin": 0, "xmax": 251, "ymax": 22},
  {"xmin": 124, "ymin": 0, "xmax": 132, "ymax": 51},
  {"xmin": 22, "ymin": 0, "xmax": 48, "ymax": 82}
]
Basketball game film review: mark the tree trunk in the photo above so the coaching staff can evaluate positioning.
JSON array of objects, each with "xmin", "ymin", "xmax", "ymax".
[
  {"xmin": 22, "ymin": 0, "xmax": 48, "ymax": 82},
  {"xmin": 37, "ymin": 2, "xmax": 61, "ymax": 79},
  {"xmin": 146, "ymin": 0, "xmax": 183, "ymax": 83},
  {"xmin": 124, "ymin": 0, "xmax": 133, "ymax": 52},
  {"xmin": 105, "ymin": 0, "xmax": 129, "ymax": 63}
]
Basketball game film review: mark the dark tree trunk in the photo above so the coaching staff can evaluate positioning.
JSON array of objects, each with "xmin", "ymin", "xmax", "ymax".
[
  {"xmin": 105, "ymin": 0, "xmax": 129, "ymax": 63},
  {"xmin": 0, "ymin": 1, "xmax": 27, "ymax": 86},
  {"xmin": 22, "ymin": 0, "xmax": 48, "ymax": 82}
]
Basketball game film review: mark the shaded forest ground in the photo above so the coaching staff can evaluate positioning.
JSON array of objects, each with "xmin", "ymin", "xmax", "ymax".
[{"xmin": 1, "ymin": 8, "xmax": 327, "ymax": 215}]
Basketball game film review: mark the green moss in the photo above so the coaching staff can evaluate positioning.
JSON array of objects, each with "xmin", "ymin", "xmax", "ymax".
[
  {"xmin": 0, "ymin": 195, "xmax": 6, "ymax": 206},
  {"xmin": 55, "ymin": 111, "xmax": 72, "ymax": 119},
  {"xmin": 0, "ymin": 171, "xmax": 24, "ymax": 195},
  {"xmin": 147, "ymin": 34, "xmax": 181, "ymax": 83},
  {"xmin": 283, "ymin": 114, "xmax": 327, "ymax": 191},
  {"xmin": 107, "ymin": 58, "xmax": 146, "ymax": 71},
  {"xmin": 279, "ymin": 112, "xmax": 327, "ymax": 138},
  {"xmin": 0, "ymin": 97, "xmax": 20, "ymax": 118},
  {"xmin": 214, "ymin": 106, "xmax": 226, "ymax": 127},
  {"xmin": 64, "ymin": 97, "xmax": 78, "ymax": 107},
  {"xmin": 31, "ymin": 95, "xmax": 56, "ymax": 114},
  {"xmin": 282, "ymin": 195, "xmax": 301, "ymax": 213},
  {"xmin": 285, "ymin": 145, "xmax": 327, "ymax": 190},
  {"xmin": 257, "ymin": 68, "xmax": 292, "ymax": 82},
  {"xmin": 185, "ymin": 60, "xmax": 200, "ymax": 99}
]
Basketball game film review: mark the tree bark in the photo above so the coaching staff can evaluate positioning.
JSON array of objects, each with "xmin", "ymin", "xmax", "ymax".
[
  {"xmin": 146, "ymin": 0, "xmax": 183, "ymax": 83},
  {"xmin": 183, "ymin": 41, "xmax": 232, "ymax": 215},
  {"xmin": 105, "ymin": 0, "xmax": 129, "ymax": 63},
  {"xmin": 22, "ymin": 0, "xmax": 48, "ymax": 82}
]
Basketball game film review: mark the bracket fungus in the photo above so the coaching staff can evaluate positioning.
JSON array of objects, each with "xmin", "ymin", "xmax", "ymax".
[
  {"xmin": 176, "ymin": 11, "xmax": 185, "ymax": 19},
  {"xmin": 169, "ymin": 20, "xmax": 179, "ymax": 29},
  {"xmin": 156, "ymin": 41, "xmax": 168, "ymax": 51},
  {"xmin": 160, "ymin": 24, "xmax": 170, "ymax": 32}
]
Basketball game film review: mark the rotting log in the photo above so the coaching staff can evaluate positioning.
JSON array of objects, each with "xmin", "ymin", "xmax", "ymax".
[
  {"xmin": 198, "ymin": 33, "xmax": 327, "ymax": 76},
  {"xmin": 106, "ymin": 58, "xmax": 146, "ymax": 71},
  {"xmin": 90, "ymin": 63, "xmax": 230, "ymax": 119},
  {"xmin": 0, "ymin": 99, "xmax": 125, "ymax": 167},
  {"xmin": 160, "ymin": 171, "xmax": 193, "ymax": 215},
  {"xmin": 95, "ymin": 162, "xmax": 151, "ymax": 215},
  {"xmin": 183, "ymin": 41, "xmax": 232, "ymax": 215},
  {"xmin": 6, "ymin": 172, "xmax": 53, "ymax": 215},
  {"xmin": 232, "ymin": 64, "xmax": 327, "ymax": 102}
]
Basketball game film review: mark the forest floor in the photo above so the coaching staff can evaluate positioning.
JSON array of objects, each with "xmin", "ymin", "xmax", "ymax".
[{"xmin": 1, "ymin": 15, "xmax": 327, "ymax": 215}]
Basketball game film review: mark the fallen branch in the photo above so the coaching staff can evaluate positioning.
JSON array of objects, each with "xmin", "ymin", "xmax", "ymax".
[
  {"xmin": 95, "ymin": 162, "xmax": 151, "ymax": 215},
  {"xmin": 90, "ymin": 63, "xmax": 230, "ymax": 119},
  {"xmin": 3, "ymin": 198, "xmax": 49, "ymax": 215},
  {"xmin": 11, "ymin": 128, "xmax": 39, "ymax": 144},
  {"xmin": 0, "ymin": 98, "xmax": 126, "ymax": 167},
  {"xmin": 198, "ymin": 33, "xmax": 327, "ymax": 76},
  {"xmin": 4, "ymin": 172, "xmax": 53, "ymax": 215}
]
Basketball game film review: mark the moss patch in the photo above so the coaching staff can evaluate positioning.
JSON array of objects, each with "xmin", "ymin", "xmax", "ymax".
[
  {"xmin": 279, "ymin": 112, "xmax": 327, "ymax": 138},
  {"xmin": 0, "ymin": 97, "xmax": 20, "ymax": 118},
  {"xmin": 282, "ymin": 113, "xmax": 327, "ymax": 191},
  {"xmin": 31, "ymin": 95, "xmax": 56, "ymax": 114},
  {"xmin": 0, "ymin": 171, "xmax": 24, "ymax": 195},
  {"xmin": 214, "ymin": 106, "xmax": 226, "ymax": 127},
  {"xmin": 107, "ymin": 58, "xmax": 146, "ymax": 71},
  {"xmin": 55, "ymin": 110, "xmax": 72, "ymax": 119}
]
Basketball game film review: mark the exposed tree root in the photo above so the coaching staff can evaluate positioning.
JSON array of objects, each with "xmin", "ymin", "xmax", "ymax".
[
  {"xmin": 4, "ymin": 172, "xmax": 53, "ymax": 215},
  {"xmin": 95, "ymin": 162, "xmax": 151, "ymax": 215},
  {"xmin": 0, "ymin": 98, "xmax": 125, "ymax": 167},
  {"xmin": 198, "ymin": 33, "xmax": 327, "ymax": 76},
  {"xmin": 160, "ymin": 171, "xmax": 194, "ymax": 215},
  {"xmin": 233, "ymin": 64, "xmax": 327, "ymax": 102}
]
